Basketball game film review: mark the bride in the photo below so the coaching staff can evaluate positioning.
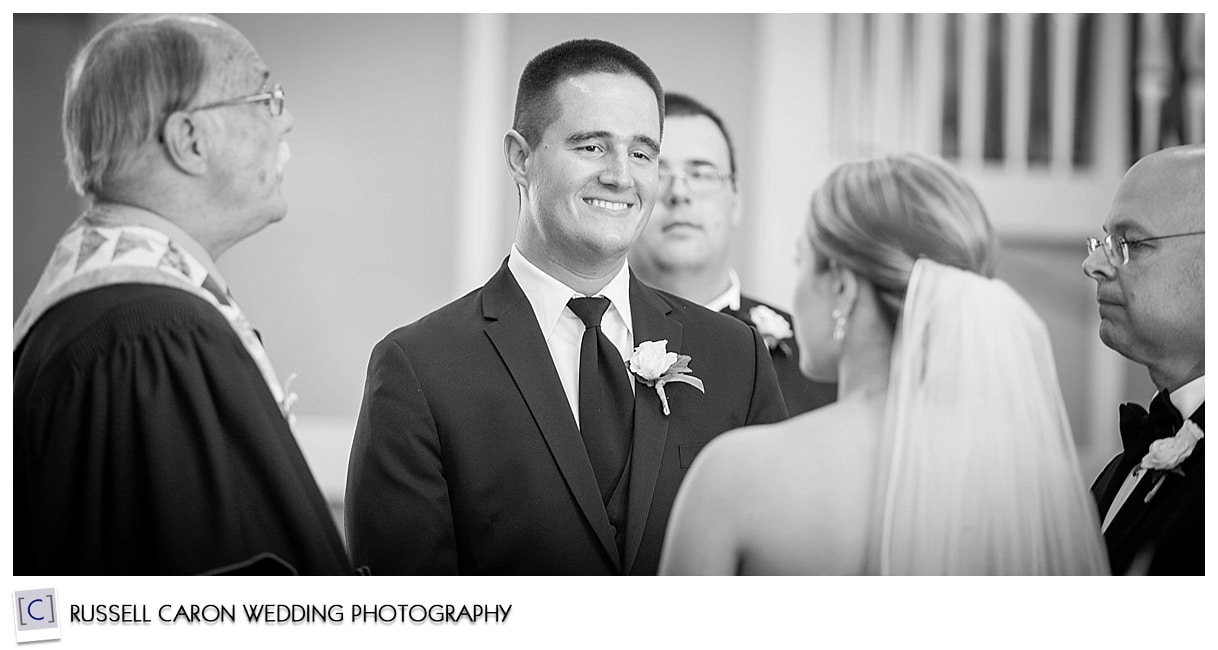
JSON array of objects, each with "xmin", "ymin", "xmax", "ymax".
[{"xmin": 659, "ymin": 154, "xmax": 1108, "ymax": 575}]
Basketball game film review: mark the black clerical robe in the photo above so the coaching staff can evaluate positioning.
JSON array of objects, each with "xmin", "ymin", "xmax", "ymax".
[{"xmin": 14, "ymin": 284, "xmax": 352, "ymax": 575}]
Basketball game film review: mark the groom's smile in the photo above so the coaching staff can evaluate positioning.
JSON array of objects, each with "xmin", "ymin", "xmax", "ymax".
[{"xmin": 583, "ymin": 197, "xmax": 634, "ymax": 212}]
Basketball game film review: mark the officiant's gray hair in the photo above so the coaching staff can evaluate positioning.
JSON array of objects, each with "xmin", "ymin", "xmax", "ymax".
[
  {"xmin": 62, "ymin": 14, "xmax": 217, "ymax": 198},
  {"xmin": 806, "ymin": 153, "xmax": 996, "ymax": 331}
]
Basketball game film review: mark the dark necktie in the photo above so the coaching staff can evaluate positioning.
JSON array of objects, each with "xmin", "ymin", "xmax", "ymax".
[
  {"xmin": 1119, "ymin": 390, "xmax": 1183, "ymax": 459},
  {"xmin": 567, "ymin": 297, "xmax": 634, "ymax": 503}
]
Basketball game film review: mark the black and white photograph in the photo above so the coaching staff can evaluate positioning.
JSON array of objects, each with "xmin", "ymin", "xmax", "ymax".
[{"xmin": 7, "ymin": 9, "xmax": 1208, "ymax": 647}]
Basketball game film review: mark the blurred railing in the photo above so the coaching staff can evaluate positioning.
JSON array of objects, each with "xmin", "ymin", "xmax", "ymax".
[
  {"xmin": 748, "ymin": 14, "xmax": 1203, "ymax": 471},
  {"xmin": 821, "ymin": 14, "xmax": 1203, "ymax": 175}
]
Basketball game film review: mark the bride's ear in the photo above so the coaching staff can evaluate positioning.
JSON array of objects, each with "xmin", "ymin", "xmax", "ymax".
[{"xmin": 829, "ymin": 260, "xmax": 860, "ymax": 317}]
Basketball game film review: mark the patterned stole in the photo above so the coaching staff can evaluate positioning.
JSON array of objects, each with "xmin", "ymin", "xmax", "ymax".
[{"xmin": 14, "ymin": 207, "xmax": 297, "ymax": 429}]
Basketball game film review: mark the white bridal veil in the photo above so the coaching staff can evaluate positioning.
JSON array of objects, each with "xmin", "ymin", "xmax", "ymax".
[{"xmin": 869, "ymin": 259, "xmax": 1109, "ymax": 575}]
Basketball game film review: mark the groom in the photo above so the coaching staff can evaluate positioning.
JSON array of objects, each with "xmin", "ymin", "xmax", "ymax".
[
  {"xmin": 1084, "ymin": 144, "xmax": 1203, "ymax": 575},
  {"xmin": 345, "ymin": 39, "xmax": 788, "ymax": 575}
]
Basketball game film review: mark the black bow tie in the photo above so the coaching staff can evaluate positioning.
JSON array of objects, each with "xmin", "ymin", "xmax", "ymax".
[{"xmin": 1119, "ymin": 390, "xmax": 1183, "ymax": 458}]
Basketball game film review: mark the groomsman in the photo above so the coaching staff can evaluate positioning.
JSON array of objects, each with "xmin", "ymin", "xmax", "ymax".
[
  {"xmin": 629, "ymin": 93, "xmax": 834, "ymax": 416},
  {"xmin": 13, "ymin": 14, "xmax": 351, "ymax": 575},
  {"xmin": 346, "ymin": 40, "xmax": 787, "ymax": 575},
  {"xmin": 1084, "ymin": 144, "xmax": 1204, "ymax": 575}
]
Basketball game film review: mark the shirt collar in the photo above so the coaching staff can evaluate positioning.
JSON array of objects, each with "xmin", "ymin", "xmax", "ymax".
[
  {"xmin": 507, "ymin": 244, "xmax": 634, "ymax": 339},
  {"xmin": 1168, "ymin": 375, "xmax": 1205, "ymax": 420},
  {"xmin": 94, "ymin": 201, "xmax": 229, "ymax": 294},
  {"xmin": 703, "ymin": 268, "xmax": 741, "ymax": 312}
]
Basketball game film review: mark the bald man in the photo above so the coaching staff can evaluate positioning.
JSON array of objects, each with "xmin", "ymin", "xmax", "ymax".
[
  {"xmin": 1084, "ymin": 144, "xmax": 1204, "ymax": 575},
  {"xmin": 14, "ymin": 15, "xmax": 351, "ymax": 575}
]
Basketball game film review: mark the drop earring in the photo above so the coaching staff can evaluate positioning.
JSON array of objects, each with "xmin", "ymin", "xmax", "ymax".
[{"xmin": 831, "ymin": 308, "xmax": 847, "ymax": 342}]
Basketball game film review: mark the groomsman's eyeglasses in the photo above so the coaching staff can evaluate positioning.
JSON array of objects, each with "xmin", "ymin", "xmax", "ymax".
[
  {"xmin": 659, "ymin": 163, "xmax": 733, "ymax": 197},
  {"xmin": 191, "ymin": 83, "xmax": 286, "ymax": 118},
  {"xmin": 1085, "ymin": 231, "xmax": 1204, "ymax": 266}
]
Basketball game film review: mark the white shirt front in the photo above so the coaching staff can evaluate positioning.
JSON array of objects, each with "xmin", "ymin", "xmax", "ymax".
[
  {"xmin": 507, "ymin": 245, "xmax": 635, "ymax": 426},
  {"xmin": 1100, "ymin": 375, "xmax": 1205, "ymax": 533}
]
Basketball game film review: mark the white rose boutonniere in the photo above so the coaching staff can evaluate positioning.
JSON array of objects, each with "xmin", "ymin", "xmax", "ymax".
[
  {"xmin": 1139, "ymin": 420, "xmax": 1203, "ymax": 503},
  {"xmin": 748, "ymin": 305, "xmax": 794, "ymax": 355},
  {"xmin": 627, "ymin": 340, "xmax": 705, "ymax": 416}
]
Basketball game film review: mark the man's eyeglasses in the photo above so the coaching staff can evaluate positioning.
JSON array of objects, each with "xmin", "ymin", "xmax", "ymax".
[
  {"xmin": 1085, "ymin": 231, "xmax": 1204, "ymax": 266},
  {"xmin": 191, "ymin": 83, "xmax": 286, "ymax": 118},
  {"xmin": 659, "ymin": 164, "xmax": 733, "ymax": 196}
]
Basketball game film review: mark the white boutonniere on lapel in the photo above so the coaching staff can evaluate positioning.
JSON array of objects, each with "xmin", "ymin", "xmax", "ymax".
[
  {"xmin": 627, "ymin": 340, "xmax": 705, "ymax": 416},
  {"xmin": 1139, "ymin": 420, "xmax": 1203, "ymax": 503},
  {"xmin": 748, "ymin": 305, "xmax": 794, "ymax": 356}
]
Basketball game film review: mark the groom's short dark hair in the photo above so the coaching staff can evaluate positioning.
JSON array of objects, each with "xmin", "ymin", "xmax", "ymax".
[{"xmin": 512, "ymin": 38, "xmax": 664, "ymax": 147}]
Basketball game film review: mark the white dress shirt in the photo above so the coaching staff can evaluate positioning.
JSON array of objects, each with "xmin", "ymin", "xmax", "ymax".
[
  {"xmin": 1101, "ymin": 375, "xmax": 1205, "ymax": 532},
  {"xmin": 507, "ymin": 245, "xmax": 635, "ymax": 426},
  {"xmin": 702, "ymin": 268, "xmax": 741, "ymax": 312}
]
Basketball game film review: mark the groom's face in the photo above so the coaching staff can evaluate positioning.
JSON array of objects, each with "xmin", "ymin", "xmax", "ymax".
[{"xmin": 521, "ymin": 72, "xmax": 661, "ymax": 268}]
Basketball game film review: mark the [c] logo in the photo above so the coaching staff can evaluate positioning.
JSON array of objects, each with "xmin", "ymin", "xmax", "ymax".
[{"xmin": 12, "ymin": 588, "xmax": 61, "ymax": 643}]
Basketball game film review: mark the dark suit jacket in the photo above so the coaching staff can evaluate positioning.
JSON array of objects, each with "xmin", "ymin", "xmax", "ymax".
[
  {"xmin": 1091, "ymin": 404, "xmax": 1204, "ymax": 575},
  {"xmin": 345, "ymin": 261, "xmax": 789, "ymax": 575},
  {"xmin": 722, "ymin": 295, "xmax": 836, "ymax": 416}
]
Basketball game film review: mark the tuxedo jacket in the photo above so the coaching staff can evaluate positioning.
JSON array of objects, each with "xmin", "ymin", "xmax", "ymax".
[
  {"xmin": 345, "ymin": 261, "xmax": 789, "ymax": 575},
  {"xmin": 722, "ymin": 295, "xmax": 837, "ymax": 416},
  {"xmin": 1091, "ymin": 404, "xmax": 1204, "ymax": 575}
]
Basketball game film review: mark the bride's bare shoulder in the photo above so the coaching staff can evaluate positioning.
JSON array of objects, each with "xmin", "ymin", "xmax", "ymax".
[
  {"xmin": 703, "ymin": 401, "xmax": 877, "ymax": 462},
  {"xmin": 687, "ymin": 400, "xmax": 881, "ymax": 492},
  {"xmin": 666, "ymin": 400, "xmax": 881, "ymax": 574}
]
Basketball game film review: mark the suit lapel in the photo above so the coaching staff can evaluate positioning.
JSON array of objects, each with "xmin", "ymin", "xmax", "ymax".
[
  {"xmin": 481, "ymin": 261, "xmax": 620, "ymax": 570},
  {"xmin": 622, "ymin": 277, "xmax": 682, "ymax": 574},
  {"xmin": 1092, "ymin": 453, "xmax": 1134, "ymax": 518},
  {"xmin": 1103, "ymin": 448, "xmax": 1201, "ymax": 570},
  {"xmin": 1103, "ymin": 468, "xmax": 1161, "ymax": 558}
]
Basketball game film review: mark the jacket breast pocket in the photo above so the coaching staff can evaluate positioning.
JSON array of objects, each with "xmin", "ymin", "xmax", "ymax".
[{"xmin": 678, "ymin": 443, "xmax": 706, "ymax": 469}]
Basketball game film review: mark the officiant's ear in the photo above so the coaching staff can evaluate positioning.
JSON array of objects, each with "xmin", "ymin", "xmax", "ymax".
[
  {"xmin": 161, "ymin": 111, "xmax": 209, "ymax": 176},
  {"xmin": 504, "ymin": 129, "xmax": 532, "ymax": 187}
]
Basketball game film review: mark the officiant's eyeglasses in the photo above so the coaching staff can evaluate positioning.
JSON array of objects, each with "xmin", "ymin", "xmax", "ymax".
[
  {"xmin": 659, "ymin": 163, "xmax": 733, "ymax": 196},
  {"xmin": 191, "ymin": 83, "xmax": 286, "ymax": 118},
  {"xmin": 1085, "ymin": 231, "xmax": 1204, "ymax": 266}
]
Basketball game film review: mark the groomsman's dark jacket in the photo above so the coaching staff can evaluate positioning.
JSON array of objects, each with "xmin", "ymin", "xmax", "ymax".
[
  {"xmin": 722, "ymin": 296, "xmax": 836, "ymax": 416},
  {"xmin": 1091, "ymin": 403, "xmax": 1204, "ymax": 575},
  {"xmin": 346, "ymin": 261, "xmax": 788, "ymax": 575}
]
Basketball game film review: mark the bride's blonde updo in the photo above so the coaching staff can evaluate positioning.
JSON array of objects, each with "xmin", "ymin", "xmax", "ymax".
[{"xmin": 806, "ymin": 153, "xmax": 996, "ymax": 331}]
